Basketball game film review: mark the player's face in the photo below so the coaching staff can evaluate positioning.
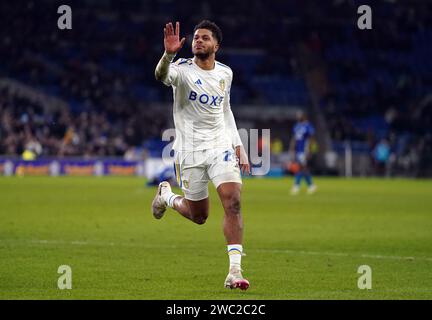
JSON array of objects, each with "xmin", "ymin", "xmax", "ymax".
[{"xmin": 192, "ymin": 29, "xmax": 219, "ymax": 58}]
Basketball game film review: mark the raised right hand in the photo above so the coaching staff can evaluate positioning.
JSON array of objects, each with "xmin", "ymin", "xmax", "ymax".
[{"xmin": 164, "ymin": 21, "xmax": 186, "ymax": 54}]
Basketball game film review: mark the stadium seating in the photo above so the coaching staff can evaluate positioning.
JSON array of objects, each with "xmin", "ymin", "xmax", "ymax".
[{"xmin": 0, "ymin": 0, "xmax": 431, "ymax": 175}]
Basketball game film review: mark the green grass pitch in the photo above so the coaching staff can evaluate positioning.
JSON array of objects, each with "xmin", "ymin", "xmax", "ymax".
[{"xmin": 0, "ymin": 176, "xmax": 431, "ymax": 299}]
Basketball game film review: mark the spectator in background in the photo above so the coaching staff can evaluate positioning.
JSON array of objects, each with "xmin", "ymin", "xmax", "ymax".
[{"xmin": 22, "ymin": 136, "xmax": 42, "ymax": 161}]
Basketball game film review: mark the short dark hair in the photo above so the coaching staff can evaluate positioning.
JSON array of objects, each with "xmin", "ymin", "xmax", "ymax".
[{"xmin": 193, "ymin": 20, "xmax": 223, "ymax": 44}]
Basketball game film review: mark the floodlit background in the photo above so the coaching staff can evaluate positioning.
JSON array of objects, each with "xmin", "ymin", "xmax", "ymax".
[{"xmin": 1, "ymin": 0, "xmax": 431, "ymax": 176}]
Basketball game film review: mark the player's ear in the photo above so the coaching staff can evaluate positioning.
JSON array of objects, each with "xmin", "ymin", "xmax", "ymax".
[{"xmin": 214, "ymin": 43, "xmax": 219, "ymax": 53}]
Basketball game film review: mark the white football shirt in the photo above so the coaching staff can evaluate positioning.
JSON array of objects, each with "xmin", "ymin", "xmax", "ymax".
[{"xmin": 162, "ymin": 57, "xmax": 234, "ymax": 152}]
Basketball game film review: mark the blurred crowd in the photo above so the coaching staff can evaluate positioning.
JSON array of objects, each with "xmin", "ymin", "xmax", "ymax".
[
  {"xmin": 0, "ymin": 0, "xmax": 431, "ymax": 175},
  {"xmin": 0, "ymin": 0, "xmax": 306, "ymax": 158},
  {"xmin": 313, "ymin": 0, "xmax": 432, "ymax": 175},
  {"xmin": 0, "ymin": 87, "xmax": 168, "ymax": 158}
]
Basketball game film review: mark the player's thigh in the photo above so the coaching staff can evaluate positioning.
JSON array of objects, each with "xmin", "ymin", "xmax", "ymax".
[
  {"xmin": 296, "ymin": 152, "xmax": 307, "ymax": 166},
  {"xmin": 217, "ymin": 182, "xmax": 242, "ymax": 201},
  {"xmin": 296, "ymin": 152, "xmax": 309, "ymax": 171}
]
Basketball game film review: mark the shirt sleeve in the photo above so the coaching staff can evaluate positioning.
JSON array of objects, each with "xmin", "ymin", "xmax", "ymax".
[{"xmin": 161, "ymin": 60, "xmax": 183, "ymax": 87}]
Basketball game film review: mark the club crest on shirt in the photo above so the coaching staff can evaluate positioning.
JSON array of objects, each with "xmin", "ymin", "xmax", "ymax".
[{"xmin": 219, "ymin": 79, "xmax": 225, "ymax": 91}]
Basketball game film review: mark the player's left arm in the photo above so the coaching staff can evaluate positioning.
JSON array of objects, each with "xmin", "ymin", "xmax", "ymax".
[{"xmin": 223, "ymin": 73, "xmax": 250, "ymax": 175}]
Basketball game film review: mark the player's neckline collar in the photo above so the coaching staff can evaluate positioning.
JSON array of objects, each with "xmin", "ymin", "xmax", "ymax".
[{"xmin": 192, "ymin": 58, "xmax": 216, "ymax": 72}]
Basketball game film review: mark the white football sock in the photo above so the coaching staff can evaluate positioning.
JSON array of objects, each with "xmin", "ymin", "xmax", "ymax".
[
  {"xmin": 162, "ymin": 191, "xmax": 180, "ymax": 208},
  {"xmin": 227, "ymin": 244, "xmax": 243, "ymax": 270}
]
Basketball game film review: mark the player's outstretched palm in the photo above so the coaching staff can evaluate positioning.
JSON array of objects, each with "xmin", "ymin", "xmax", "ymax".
[{"xmin": 164, "ymin": 22, "xmax": 186, "ymax": 54}]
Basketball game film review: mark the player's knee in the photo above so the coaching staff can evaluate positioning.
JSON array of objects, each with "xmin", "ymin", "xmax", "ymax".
[
  {"xmin": 226, "ymin": 195, "xmax": 241, "ymax": 215},
  {"xmin": 189, "ymin": 208, "xmax": 209, "ymax": 225},
  {"xmin": 192, "ymin": 214, "xmax": 208, "ymax": 225}
]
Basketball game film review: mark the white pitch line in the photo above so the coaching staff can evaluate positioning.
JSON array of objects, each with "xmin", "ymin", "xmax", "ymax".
[
  {"xmin": 254, "ymin": 249, "xmax": 432, "ymax": 262},
  {"xmin": 24, "ymin": 239, "xmax": 180, "ymax": 249},
  {"xmin": 1, "ymin": 239, "xmax": 432, "ymax": 262}
]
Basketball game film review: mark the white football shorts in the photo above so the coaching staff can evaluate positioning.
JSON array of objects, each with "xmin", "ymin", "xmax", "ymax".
[{"xmin": 173, "ymin": 147, "xmax": 242, "ymax": 201}]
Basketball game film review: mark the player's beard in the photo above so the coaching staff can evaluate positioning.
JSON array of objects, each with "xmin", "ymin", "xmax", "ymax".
[
  {"xmin": 195, "ymin": 52, "xmax": 211, "ymax": 60},
  {"xmin": 194, "ymin": 48, "xmax": 213, "ymax": 61}
]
